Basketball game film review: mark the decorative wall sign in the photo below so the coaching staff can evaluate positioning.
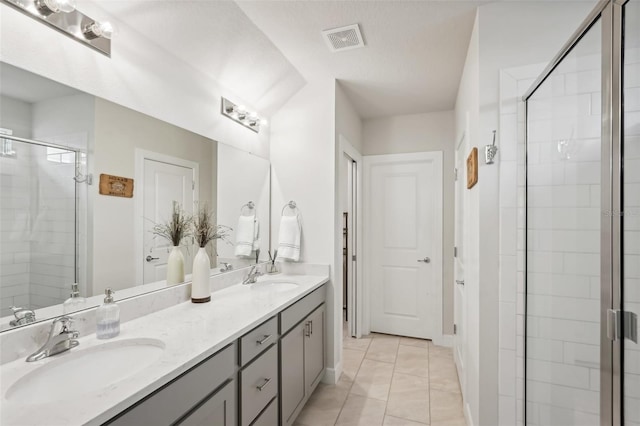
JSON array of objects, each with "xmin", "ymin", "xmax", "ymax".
[
  {"xmin": 99, "ymin": 174, "xmax": 134, "ymax": 198},
  {"xmin": 467, "ymin": 147, "xmax": 478, "ymax": 189}
]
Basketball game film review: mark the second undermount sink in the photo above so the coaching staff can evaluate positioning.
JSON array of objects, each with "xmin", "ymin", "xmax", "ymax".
[
  {"xmin": 4, "ymin": 338, "xmax": 165, "ymax": 405},
  {"xmin": 251, "ymin": 279, "xmax": 299, "ymax": 292}
]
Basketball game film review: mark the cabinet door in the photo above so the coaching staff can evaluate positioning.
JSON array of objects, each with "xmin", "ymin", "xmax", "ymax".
[
  {"xmin": 177, "ymin": 380, "xmax": 236, "ymax": 426},
  {"xmin": 304, "ymin": 305, "xmax": 325, "ymax": 392},
  {"xmin": 280, "ymin": 321, "xmax": 305, "ymax": 425}
]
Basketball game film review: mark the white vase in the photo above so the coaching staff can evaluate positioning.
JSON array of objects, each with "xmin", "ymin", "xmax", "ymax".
[
  {"xmin": 191, "ymin": 247, "xmax": 211, "ymax": 303},
  {"xmin": 166, "ymin": 246, "xmax": 185, "ymax": 286}
]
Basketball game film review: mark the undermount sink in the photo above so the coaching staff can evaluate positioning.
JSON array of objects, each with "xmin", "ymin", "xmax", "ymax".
[
  {"xmin": 5, "ymin": 338, "xmax": 165, "ymax": 405},
  {"xmin": 251, "ymin": 279, "xmax": 299, "ymax": 292}
]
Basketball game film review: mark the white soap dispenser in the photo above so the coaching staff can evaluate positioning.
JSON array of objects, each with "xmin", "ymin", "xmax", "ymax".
[
  {"xmin": 96, "ymin": 288, "xmax": 120, "ymax": 339},
  {"xmin": 63, "ymin": 283, "xmax": 86, "ymax": 314}
]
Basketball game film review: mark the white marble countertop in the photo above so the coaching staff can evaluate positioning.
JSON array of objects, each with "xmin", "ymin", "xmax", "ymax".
[{"xmin": 0, "ymin": 273, "xmax": 328, "ymax": 426}]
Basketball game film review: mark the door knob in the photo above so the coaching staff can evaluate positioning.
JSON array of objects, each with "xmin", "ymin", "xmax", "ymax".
[
  {"xmin": 417, "ymin": 257, "xmax": 431, "ymax": 263},
  {"xmin": 146, "ymin": 255, "xmax": 159, "ymax": 262}
]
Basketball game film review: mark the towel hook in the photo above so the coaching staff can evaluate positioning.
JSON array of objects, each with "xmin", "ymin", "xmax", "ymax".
[
  {"xmin": 281, "ymin": 200, "xmax": 299, "ymax": 216},
  {"xmin": 240, "ymin": 201, "xmax": 255, "ymax": 215}
]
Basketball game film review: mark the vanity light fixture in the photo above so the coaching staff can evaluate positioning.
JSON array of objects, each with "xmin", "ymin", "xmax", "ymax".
[
  {"xmin": 221, "ymin": 97, "xmax": 265, "ymax": 134},
  {"xmin": 1, "ymin": 0, "xmax": 112, "ymax": 56}
]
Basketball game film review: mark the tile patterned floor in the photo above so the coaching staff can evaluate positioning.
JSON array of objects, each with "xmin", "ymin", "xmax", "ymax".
[{"xmin": 294, "ymin": 331, "xmax": 466, "ymax": 426}]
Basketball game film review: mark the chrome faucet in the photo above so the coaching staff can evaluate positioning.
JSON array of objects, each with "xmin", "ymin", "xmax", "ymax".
[
  {"xmin": 26, "ymin": 316, "xmax": 79, "ymax": 362},
  {"xmin": 9, "ymin": 306, "xmax": 36, "ymax": 327},
  {"xmin": 219, "ymin": 262, "xmax": 233, "ymax": 272},
  {"xmin": 242, "ymin": 265, "xmax": 263, "ymax": 285}
]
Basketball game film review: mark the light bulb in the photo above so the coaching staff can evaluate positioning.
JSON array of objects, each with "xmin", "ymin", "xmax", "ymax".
[
  {"xmin": 35, "ymin": 0, "xmax": 75, "ymax": 16},
  {"xmin": 83, "ymin": 21, "xmax": 115, "ymax": 40},
  {"xmin": 260, "ymin": 119, "xmax": 269, "ymax": 127}
]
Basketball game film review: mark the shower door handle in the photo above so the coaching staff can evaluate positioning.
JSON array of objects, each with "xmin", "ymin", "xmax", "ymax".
[
  {"xmin": 456, "ymin": 280, "xmax": 465, "ymax": 286},
  {"xmin": 417, "ymin": 257, "xmax": 431, "ymax": 263}
]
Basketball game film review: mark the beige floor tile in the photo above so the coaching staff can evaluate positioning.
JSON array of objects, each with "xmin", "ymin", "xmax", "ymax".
[
  {"xmin": 342, "ymin": 348, "xmax": 366, "ymax": 382},
  {"xmin": 295, "ymin": 382, "xmax": 350, "ymax": 426},
  {"xmin": 365, "ymin": 336, "xmax": 400, "ymax": 363},
  {"xmin": 371, "ymin": 333, "xmax": 401, "ymax": 343},
  {"xmin": 429, "ymin": 342, "xmax": 454, "ymax": 360},
  {"xmin": 395, "ymin": 345, "xmax": 429, "ymax": 378},
  {"xmin": 383, "ymin": 415, "xmax": 429, "ymax": 426},
  {"xmin": 335, "ymin": 394, "xmax": 386, "ymax": 426},
  {"xmin": 344, "ymin": 336, "xmax": 373, "ymax": 352},
  {"xmin": 386, "ymin": 373, "xmax": 430, "ymax": 424},
  {"xmin": 429, "ymin": 355, "xmax": 461, "ymax": 393},
  {"xmin": 430, "ymin": 417, "xmax": 467, "ymax": 426},
  {"xmin": 430, "ymin": 389, "xmax": 464, "ymax": 423},
  {"xmin": 399, "ymin": 337, "xmax": 430, "ymax": 348},
  {"xmin": 350, "ymin": 359, "xmax": 395, "ymax": 401}
]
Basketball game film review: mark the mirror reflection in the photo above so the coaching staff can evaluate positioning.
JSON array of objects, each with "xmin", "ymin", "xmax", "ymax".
[{"xmin": 0, "ymin": 62, "xmax": 270, "ymax": 330}]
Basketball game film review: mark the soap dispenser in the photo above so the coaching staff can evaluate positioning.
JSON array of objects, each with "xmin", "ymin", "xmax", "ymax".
[
  {"xmin": 96, "ymin": 288, "xmax": 120, "ymax": 339},
  {"xmin": 63, "ymin": 283, "xmax": 86, "ymax": 314}
]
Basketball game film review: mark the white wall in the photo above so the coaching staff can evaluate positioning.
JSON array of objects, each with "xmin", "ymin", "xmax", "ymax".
[
  {"xmin": 270, "ymin": 79, "xmax": 338, "ymax": 380},
  {"xmin": 0, "ymin": 95, "xmax": 31, "ymax": 138},
  {"xmin": 362, "ymin": 110, "xmax": 455, "ymax": 335},
  {"xmin": 0, "ymin": 2, "xmax": 271, "ymax": 159},
  {"xmin": 454, "ymin": 13, "xmax": 481, "ymax": 426}
]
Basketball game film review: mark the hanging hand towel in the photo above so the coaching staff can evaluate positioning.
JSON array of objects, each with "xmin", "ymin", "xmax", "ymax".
[
  {"xmin": 252, "ymin": 220, "xmax": 261, "ymax": 251},
  {"xmin": 234, "ymin": 215, "xmax": 256, "ymax": 257},
  {"xmin": 277, "ymin": 215, "xmax": 301, "ymax": 262}
]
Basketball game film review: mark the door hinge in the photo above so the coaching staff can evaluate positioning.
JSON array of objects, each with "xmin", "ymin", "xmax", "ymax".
[
  {"xmin": 192, "ymin": 181, "xmax": 195, "ymax": 190},
  {"xmin": 454, "ymin": 246, "xmax": 458, "ymax": 258},
  {"xmin": 453, "ymin": 324, "xmax": 457, "ymax": 335},
  {"xmin": 352, "ymin": 255, "xmax": 356, "ymax": 261},
  {"xmin": 607, "ymin": 309, "xmax": 638, "ymax": 343},
  {"xmin": 454, "ymin": 168, "xmax": 458, "ymax": 181}
]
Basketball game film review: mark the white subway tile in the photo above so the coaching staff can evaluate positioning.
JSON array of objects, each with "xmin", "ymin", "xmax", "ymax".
[
  {"xmin": 527, "ymin": 337, "xmax": 564, "ymax": 362},
  {"xmin": 500, "ymin": 302, "xmax": 517, "ymax": 349},
  {"xmin": 526, "ymin": 381, "xmax": 599, "ymax": 414}
]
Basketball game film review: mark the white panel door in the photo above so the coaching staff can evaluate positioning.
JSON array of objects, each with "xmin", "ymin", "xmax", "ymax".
[
  {"xmin": 142, "ymin": 158, "xmax": 195, "ymax": 284},
  {"xmin": 366, "ymin": 152, "xmax": 443, "ymax": 339},
  {"xmin": 453, "ymin": 136, "xmax": 467, "ymax": 394}
]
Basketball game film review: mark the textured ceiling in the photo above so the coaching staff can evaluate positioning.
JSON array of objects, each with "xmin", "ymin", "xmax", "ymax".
[
  {"xmin": 93, "ymin": 0, "xmax": 306, "ymax": 116},
  {"xmin": 236, "ymin": 0, "xmax": 484, "ymax": 119}
]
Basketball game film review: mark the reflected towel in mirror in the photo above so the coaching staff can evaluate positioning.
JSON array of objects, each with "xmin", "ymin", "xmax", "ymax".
[{"xmin": 234, "ymin": 215, "xmax": 257, "ymax": 257}]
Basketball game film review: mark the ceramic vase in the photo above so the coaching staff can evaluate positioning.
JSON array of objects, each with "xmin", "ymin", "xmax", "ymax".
[
  {"xmin": 166, "ymin": 246, "xmax": 185, "ymax": 286},
  {"xmin": 191, "ymin": 247, "xmax": 211, "ymax": 303}
]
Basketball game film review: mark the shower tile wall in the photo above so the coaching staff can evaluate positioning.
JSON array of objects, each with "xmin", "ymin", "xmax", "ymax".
[
  {"xmin": 526, "ymin": 43, "xmax": 602, "ymax": 425},
  {"xmin": 624, "ymin": 37, "xmax": 640, "ymax": 425}
]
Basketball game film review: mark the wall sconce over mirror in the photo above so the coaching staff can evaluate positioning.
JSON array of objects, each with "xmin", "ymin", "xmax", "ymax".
[
  {"xmin": 221, "ymin": 97, "xmax": 266, "ymax": 134},
  {"xmin": 1, "ymin": 0, "xmax": 113, "ymax": 56}
]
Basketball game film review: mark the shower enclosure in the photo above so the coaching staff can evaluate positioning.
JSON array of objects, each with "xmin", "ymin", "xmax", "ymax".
[
  {"xmin": 0, "ymin": 134, "xmax": 80, "ymax": 318},
  {"xmin": 524, "ymin": 0, "xmax": 638, "ymax": 424}
]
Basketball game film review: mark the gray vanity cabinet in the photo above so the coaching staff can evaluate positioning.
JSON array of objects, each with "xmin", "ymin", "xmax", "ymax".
[
  {"xmin": 279, "ymin": 285, "xmax": 326, "ymax": 426},
  {"xmin": 177, "ymin": 380, "xmax": 236, "ymax": 426}
]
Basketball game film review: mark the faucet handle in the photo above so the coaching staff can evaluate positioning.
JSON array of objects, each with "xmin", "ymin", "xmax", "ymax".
[{"xmin": 53, "ymin": 316, "xmax": 75, "ymax": 332}]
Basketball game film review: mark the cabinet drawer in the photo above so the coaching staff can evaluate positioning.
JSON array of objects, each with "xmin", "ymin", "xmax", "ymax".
[
  {"xmin": 280, "ymin": 284, "xmax": 326, "ymax": 334},
  {"xmin": 240, "ymin": 344, "xmax": 278, "ymax": 426},
  {"xmin": 177, "ymin": 379, "xmax": 236, "ymax": 426},
  {"xmin": 250, "ymin": 397, "xmax": 278, "ymax": 426},
  {"xmin": 240, "ymin": 316, "xmax": 277, "ymax": 366},
  {"xmin": 106, "ymin": 343, "xmax": 236, "ymax": 426}
]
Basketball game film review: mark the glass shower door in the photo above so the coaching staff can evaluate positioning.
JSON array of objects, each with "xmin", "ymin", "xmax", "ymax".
[
  {"xmin": 525, "ymin": 18, "xmax": 602, "ymax": 426},
  {"xmin": 623, "ymin": 1, "xmax": 640, "ymax": 424}
]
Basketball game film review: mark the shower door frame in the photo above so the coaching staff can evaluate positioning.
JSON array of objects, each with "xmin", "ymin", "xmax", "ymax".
[{"xmin": 522, "ymin": 0, "xmax": 627, "ymax": 424}]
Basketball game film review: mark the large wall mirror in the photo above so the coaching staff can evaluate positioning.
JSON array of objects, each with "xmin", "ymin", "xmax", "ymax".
[{"xmin": 0, "ymin": 62, "xmax": 270, "ymax": 331}]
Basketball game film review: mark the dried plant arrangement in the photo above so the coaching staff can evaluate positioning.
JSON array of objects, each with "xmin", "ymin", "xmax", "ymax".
[
  {"xmin": 192, "ymin": 203, "xmax": 232, "ymax": 248},
  {"xmin": 152, "ymin": 201, "xmax": 193, "ymax": 246}
]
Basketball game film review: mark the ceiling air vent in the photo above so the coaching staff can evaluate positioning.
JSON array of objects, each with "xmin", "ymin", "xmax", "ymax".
[{"xmin": 322, "ymin": 24, "xmax": 365, "ymax": 52}]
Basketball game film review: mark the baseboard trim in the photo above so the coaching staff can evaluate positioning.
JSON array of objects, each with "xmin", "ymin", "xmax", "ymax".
[
  {"xmin": 432, "ymin": 334, "xmax": 454, "ymax": 347},
  {"xmin": 322, "ymin": 360, "xmax": 343, "ymax": 385},
  {"xmin": 464, "ymin": 402, "xmax": 473, "ymax": 426}
]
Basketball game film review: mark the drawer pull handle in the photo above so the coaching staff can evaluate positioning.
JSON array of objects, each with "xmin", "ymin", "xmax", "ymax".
[
  {"xmin": 257, "ymin": 377, "xmax": 272, "ymax": 391},
  {"xmin": 310, "ymin": 320, "xmax": 313, "ymax": 335},
  {"xmin": 256, "ymin": 334, "xmax": 272, "ymax": 345}
]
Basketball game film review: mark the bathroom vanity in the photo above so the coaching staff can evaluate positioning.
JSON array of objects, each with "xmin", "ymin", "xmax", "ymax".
[{"xmin": 0, "ymin": 274, "xmax": 328, "ymax": 426}]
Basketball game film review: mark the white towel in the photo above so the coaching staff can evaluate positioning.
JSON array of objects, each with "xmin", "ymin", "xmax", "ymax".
[
  {"xmin": 234, "ymin": 215, "xmax": 256, "ymax": 257},
  {"xmin": 277, "ymin": 215, "xmax": 301, "ymax": 262},
  {"xmin": 252, "ymin": 220, "xmax": 260, "ymax": 251}
]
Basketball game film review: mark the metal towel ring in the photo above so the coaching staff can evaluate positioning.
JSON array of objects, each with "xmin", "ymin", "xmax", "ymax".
[
  {"xmin": 281, "ymin": 200, "xmax": 299, "ymax": 216},
  {"xmin": 240, "ymin": 201, "xmax": 255, "ymax": 215}
]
